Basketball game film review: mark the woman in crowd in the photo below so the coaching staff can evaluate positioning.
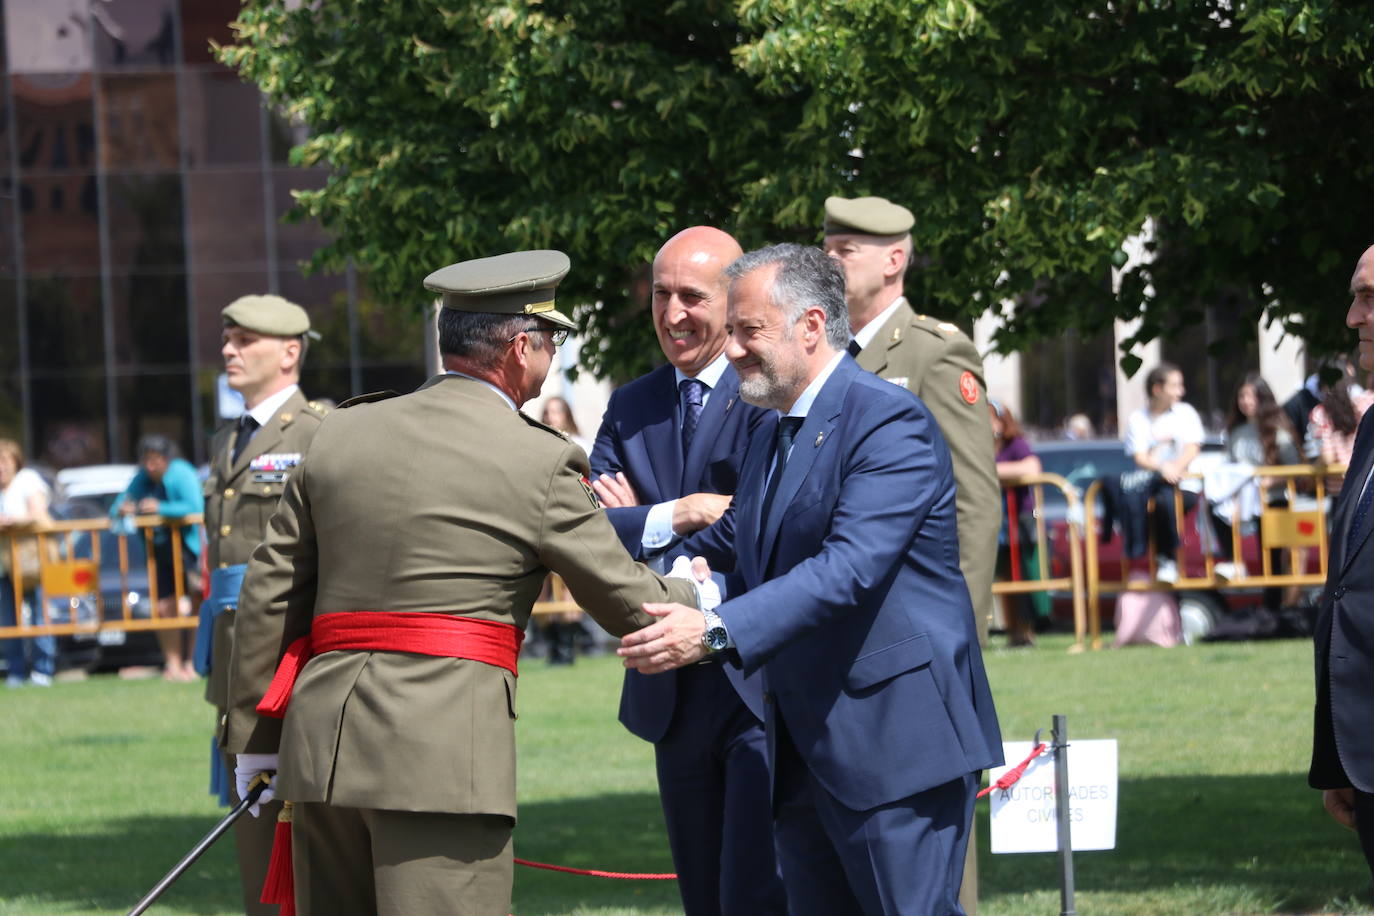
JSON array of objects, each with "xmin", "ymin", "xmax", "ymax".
[
  {"xmin": 540, "ymin": 395, "xmax": 592, "ymax": 455},
  {"xmin": 1209, "ymin": 374, "xmax": 1301, "ymax": 608},
  {"xmin": 990, "ymin": 400, "xmax": 1044, "ymax": 646},
  {"xmin": 0, "ymin": 439, "xmax": 56, "ymax": 687},
  {"xmin": 1307, "ymin": 377, "xmax": 1374, "ymax": 494},
  {"xmin": 537, "ymin": 396, "xmax": 591, "ymax": 663},
  {"xmin": 111, "ymin": 435, "xmax": 203, "ymax": 682},
  {"xmin": 1125, "ymin": 363, "xmax": 1205, "ymax": 584}
]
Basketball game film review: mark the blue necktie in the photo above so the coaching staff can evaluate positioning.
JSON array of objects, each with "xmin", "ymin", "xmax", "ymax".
[
  {"xmin": 680, "ymin": 378, "xmax": 705, "ymax": 456},
  {"xmin": 1347, "ymin": 472, "xmax": 1374, "ymax": 556},
  {"xmin": 760, "ymin": 417, "xmax": 803, "ymax": 522}
]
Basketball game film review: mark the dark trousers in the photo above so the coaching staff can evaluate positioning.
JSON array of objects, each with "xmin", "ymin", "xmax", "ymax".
[
  {"xmin": 221, "ymin": 749, "xmax": 282, "ymax": 916},
  {"xmin": 1355, "ymin": 791, "xmax": 1374, "ymax": 884},
  {"xmin": 293, "ymin": 802, "xmax": 513, "ymax": 916},
  {"xmin": 655, "ymin": 662, "xmax": 786, "ymax": 916},
  {"xmin": 1101, "ymin": 472, "xmax": 1197, "ymax": 560},
  {"xmin": 772, "ymin": 717, "xmax": 976, "ymax": 915}
]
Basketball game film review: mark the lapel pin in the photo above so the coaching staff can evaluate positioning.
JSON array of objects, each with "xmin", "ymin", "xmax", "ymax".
[
  {"xmin": 815, "ymin": 432, "xmax": 824, "ymax": 447},
  {"xmin": 725, "ymin": 397, "xmax": 735, "ymax": 412}
]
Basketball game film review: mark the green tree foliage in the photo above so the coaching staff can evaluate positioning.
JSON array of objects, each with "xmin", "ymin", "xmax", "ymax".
[{"xmin": 221, "ymin": 1, "xmax": 1374, "ymax": 379}]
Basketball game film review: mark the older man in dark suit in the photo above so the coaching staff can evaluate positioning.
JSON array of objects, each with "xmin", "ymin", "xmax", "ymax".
[
  {"xmin": 1312, "ymin": 242, "xmax": 1374, "ymax": 880},
  {"xmin": 622, "ymin": 243, "xmax": 1002, "ymax": 915},
  {"xmin": 590, "ymin": 226, "xmax": 784, "ymax": 915}
]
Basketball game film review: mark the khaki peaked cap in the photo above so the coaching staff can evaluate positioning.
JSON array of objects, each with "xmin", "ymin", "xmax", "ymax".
[
  {"xmin": 424, "ymin": 250, "xmax": 576, "ymax": 331},
  {"xmin": 222, "ymin": 294, "xmax": 313, "ymax": 337},
  {"xmin": 823, "ymin": 196, "xmax": 915, "ymax": 237}
]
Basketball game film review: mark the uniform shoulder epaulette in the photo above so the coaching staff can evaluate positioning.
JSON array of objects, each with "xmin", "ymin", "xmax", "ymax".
[
  {"xmin": 337, "ymin": 390, "xmax": 400, "ymax": 409},
  {"xmin": 910, "ymin": 313, "xmax": 969, "ymax": 341},
  {"xmin": 299, "ymin": 399, "xmax": 332, "ymax": 420},
  {"xmin": 519, "ymin": 412, "xmax": 571, "ymax": 440}
]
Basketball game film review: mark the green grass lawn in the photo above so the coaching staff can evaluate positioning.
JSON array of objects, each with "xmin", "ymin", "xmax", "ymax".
[{"xmin": 0, "ymin": 635, "xmax": 1369, "ymax": 915}]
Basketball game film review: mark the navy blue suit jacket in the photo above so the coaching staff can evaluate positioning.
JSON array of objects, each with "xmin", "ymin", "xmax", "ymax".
[
  {"xmin": 589, "ymin": 362, "xmax": 772, "ymax": 742},
  {"xmin": 684, "ymin": 356, "xmax": 1003, "ymax": 811},
  {"xmin": 1312, "ymin": 409, "xmax": 1374, "ymax": 793}
]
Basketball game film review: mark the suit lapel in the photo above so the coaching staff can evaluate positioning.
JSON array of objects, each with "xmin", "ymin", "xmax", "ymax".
[
  {"xmin": 758, "ymin": 359, "xmax": 854, "ymax": 565},
  {"xmin": 1339, "ymin": 410, "xmax": 1374, "ymax": 574},
  {"xmin": 736, "ymin": 418, "xmax": 777, "ymax": 583},
  {"xmin": 639, "ymin": 367, "xmax": 683, "ymax": 503},
  {"xmin": 681, "ymin": 368, "xmax": 740, "ymax": 491}
]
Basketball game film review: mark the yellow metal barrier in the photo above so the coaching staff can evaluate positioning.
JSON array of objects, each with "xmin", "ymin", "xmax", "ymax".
[
  {"xmin": 991, "ymin": 472, "xmax": 1089, "ymax": 652},
  {"xmin": 1081, "ymin": 464, "xmax": 1340, "ymax": 649},
  {"xmin": 0, "ymin": 515, "xmax": 203, "ymax": 641}
]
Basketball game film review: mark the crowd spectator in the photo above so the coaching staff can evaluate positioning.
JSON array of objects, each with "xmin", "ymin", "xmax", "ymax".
[
  {"xmin": 1063, "ymin": 413, "xmax": 1095, "ymax": 440},
  {"xmin": 540, "ymin": 395, "xmax": 592, "ymax": 455},
  {"xmin": 0, "ymin": 439, "xmax": 55, "ymax": 687},
  {"xmin": 1209, "ymin": 375, "xmax": 1301, "ymax": 602},
  {"xmin": 1307, "ymin": 377, "xmax": 1374, "ymax": 493},
  {"xmin": 990, "ymin": 400, "xmax": 1044, "ymax": 646},
  {"xmin": 111, "ymin": 434, "xmax": 203, "ymax": 682},
  {"xmin": 1124, "ymin": 363, "xmax": 1204, "ymax": 583}
]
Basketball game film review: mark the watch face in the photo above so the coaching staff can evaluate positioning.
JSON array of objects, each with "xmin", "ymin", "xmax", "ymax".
[{"xmin": 704, "ymin": 626, "xmax": 729, "ymax": 651}]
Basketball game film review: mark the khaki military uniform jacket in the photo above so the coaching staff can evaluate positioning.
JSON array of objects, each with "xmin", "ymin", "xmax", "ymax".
[
  {"xmin": 203, "ymin": 388, "xmax": 328, "ymax": 715},
  {"xmin": 224, "ymin": 374, "xmax": 695, "ymax": 818},
  {"xmin": 855, "ymin": 300, "xmax": 1000, "ymax": 645}
]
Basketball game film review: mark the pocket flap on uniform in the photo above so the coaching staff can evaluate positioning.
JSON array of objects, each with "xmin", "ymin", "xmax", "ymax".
[{"xmin": 846, "ymin": 633, "xmax": 933, "ymax": 691}]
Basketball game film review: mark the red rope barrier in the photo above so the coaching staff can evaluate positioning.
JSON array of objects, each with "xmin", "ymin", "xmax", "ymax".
[
  {"xmin": 514, "ymin": 858, "xmax": 677, "ymax": 880},
  {"xmin": 514, "ymin": 742, "xmax": 1047, "ymax": 885},
  {"xmin": 976, "ymin": 742, "xmax": 1047, "ymax": 799}
]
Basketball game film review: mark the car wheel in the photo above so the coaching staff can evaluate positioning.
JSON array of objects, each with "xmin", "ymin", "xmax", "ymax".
[{"xmin": 1178, "ymin": 591, "xmax": 1225, "ymax": 645}]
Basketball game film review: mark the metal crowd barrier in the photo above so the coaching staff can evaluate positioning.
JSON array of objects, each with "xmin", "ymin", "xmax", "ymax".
[
  {"xmin": 992, "ymin": 472, "xmax": 1089, "ymax": 651},
  {"xmin": 0, "ymin": 514, "xmax": 203, "ymax": 640},
  {"xmin": 1080, "ymin": 464, "xmax": 1341, "ymax": 649}
]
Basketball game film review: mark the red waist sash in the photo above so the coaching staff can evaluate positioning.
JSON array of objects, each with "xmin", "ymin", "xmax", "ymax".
[{"xmin": 256, "ymin": 611, "xmax": 524, "ymax": 719}]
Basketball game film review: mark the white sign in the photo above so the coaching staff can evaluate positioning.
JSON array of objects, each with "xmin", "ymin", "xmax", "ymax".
[{"xmin": 989, "ymin": 739, "xmax": 1118, "ymax": 854}]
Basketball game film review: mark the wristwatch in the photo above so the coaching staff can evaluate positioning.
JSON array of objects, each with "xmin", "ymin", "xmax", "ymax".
[{"xmin": 701, "ymin": 608, "xmax": 729, "ymax": 652}]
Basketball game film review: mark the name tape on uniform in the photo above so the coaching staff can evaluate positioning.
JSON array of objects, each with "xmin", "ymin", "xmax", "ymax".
[{"xmin": 989, "ymin": 739, "xmax": 1117, "ymax": 854}]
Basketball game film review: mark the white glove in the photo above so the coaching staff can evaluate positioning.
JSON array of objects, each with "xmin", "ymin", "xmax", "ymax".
[
  {"xmin": 669, "ymin": 555, "xmax": 721, "ymax": 612},
  {"xmin": 234, "ymin": 753, "xmax": 279, "ymax": 817}
]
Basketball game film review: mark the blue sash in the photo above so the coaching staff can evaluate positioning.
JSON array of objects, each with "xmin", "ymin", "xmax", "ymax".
[{"xmin": 193, "ymin": 564, "xmax": 246, "ymax": 676}]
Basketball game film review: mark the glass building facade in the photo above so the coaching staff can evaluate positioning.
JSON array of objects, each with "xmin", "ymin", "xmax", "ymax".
[{"xmin": 0, "ymin": 0, "xmax": 425, "ymax": 468}]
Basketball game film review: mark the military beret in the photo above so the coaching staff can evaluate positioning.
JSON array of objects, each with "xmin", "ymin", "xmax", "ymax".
[
  {"xmin": 823, "ymin": 196, "xmax": 915, "ymax": 236},
  {"xmin": 222, "ymin": 295, "xmax": 312, "ymax": 337},
  {"xmin": 423, "ymin": 250, "xmax": 576, "ymax": 331}
]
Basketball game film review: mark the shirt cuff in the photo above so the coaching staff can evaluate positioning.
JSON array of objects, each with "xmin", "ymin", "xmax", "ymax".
[{"xmin": 641, "ymin": 500, "xmax": 678, "ymax": 552}]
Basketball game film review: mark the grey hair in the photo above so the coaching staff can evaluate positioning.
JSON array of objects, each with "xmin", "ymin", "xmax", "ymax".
[
  {"xmin": 437, "ymin": 310, "xmax": 543, "ymax": 370},
  {"xmin": 724, "ymin": 243, "xmax": 850, "ymax": 350}
]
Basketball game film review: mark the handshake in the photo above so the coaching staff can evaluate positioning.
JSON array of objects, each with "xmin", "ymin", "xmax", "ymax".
[{"xmin": 617, "ymin": 555, "xmax": 722, "ymax": 675}]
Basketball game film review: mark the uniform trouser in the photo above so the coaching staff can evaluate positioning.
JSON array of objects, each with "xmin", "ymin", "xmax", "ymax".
[
  {"xmin": 221, "ymin": 749, "xmax": 282, "ymax": 916},
  {"xmin": 654, "ymin": 661, "xmax": 787, "ymax": 916},
  {"xmin": 772, "ymin": 717, "xmax": 976, "ymax": 916},
  {"xmin": 292, "ymin": 801, "xmax": 513, "ymax": 916}
]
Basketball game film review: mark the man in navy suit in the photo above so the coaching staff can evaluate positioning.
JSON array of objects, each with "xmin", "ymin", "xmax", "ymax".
[
  {"xmin": 621, "ymin": 242, "xmax": 1003, "ymax": 915},
  {"xmin": 1312, "ymin": 243, "xmax": 1374, "ymax": 879},
  {"xmin": 588, "ymin": 226, "xmax": 785, "ymax": 914}
]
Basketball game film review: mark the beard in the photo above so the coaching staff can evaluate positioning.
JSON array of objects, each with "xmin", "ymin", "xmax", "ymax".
[{"xmin": 736, "ymin": 335, "xmax": 809, "ymax": 411}]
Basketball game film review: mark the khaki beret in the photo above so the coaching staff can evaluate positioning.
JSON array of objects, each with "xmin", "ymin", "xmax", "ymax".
[
  {"xmin": 423, "ymin": 250, "xmax": 576, "ymax": 331},
  {"xmin": 823, "ymin": 196, "xmax": 915, "ymax": 236},
  {"xmin": 222, "ymin": 295, "xmax": 312, "ymax": 337}
]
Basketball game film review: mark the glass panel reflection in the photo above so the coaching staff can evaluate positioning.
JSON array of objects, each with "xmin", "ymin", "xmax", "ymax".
[
  {"xmin": 32, "ymin": 375, "xmax": 107, "ymax": 467},
  {"xmin": 0, "ymin": 279, "xmax": 21, "ymax": 441},
  {"xmin": 109, "ymin": 270, "xmax": 188, "ymax": 368},
  {"xmin": 115, "ymin": 371, "xmax": 191, "ymax": 462},
  {"xmin": 12, "ymin": 71, "xmax": 96, "ymax": 173},
  {"xmin": 186, "ymin": 170, "xmax": 264, "ymax": 270},
  {"xmin": 274, "ymin": 167, "xmax": 329, "ymax": 266},
  {"xmin": 183, "ymin": 70, "xmax": 262, "ymax": 167},
  {"xmin": 92, "ymin": 0, "xmax": 176, "ymax": 70},
  {"xmin": 179, "ymin": 0, "xmax": 238, "ymax": 67},
  {"xmin": 106, "ymin": 173, "xmax": 184, "ymax": 272},
  {"xmin": 192, "ymin": 269, "xmax": 268, "ymax": 364},
  {"xmin": 4, "ymin": 0, "xmax": 93, "ymax": 74},
  {"xmin": 20, "ymin": 173, "xmax": 100, "ymax": 275},
  {"xmin": 99, "ymin": 73, "xmax": 179, "ymax": 170},
  {"xmin": 25, "ymin": 273, "xmax": 101, "ymax": 369}
]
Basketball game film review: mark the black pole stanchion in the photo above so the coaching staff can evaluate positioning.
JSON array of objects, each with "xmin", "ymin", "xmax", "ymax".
[
  {"xmin": 1052, "ymin": 714, "xmax": 1076, "ymax": 916},
  {"xmin": 126, "ymin": 776, "xmax": 270, "ymax": 916}
]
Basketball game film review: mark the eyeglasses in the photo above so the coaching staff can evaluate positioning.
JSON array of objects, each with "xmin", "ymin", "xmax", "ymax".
[{"xmin": 509, "ymin": 326, "xmax": 569, "ymax": 347}]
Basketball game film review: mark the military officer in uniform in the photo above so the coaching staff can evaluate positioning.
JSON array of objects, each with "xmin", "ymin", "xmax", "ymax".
[
  {"xmin": 226, "ymin": 250, "xmax": 702, "ymax": 916},
  {"xmin": 200, "ymin": 294, "xmax": 327, "ymax": 915},
  {"xmin": 823, "ymin": 195, "xmax": 1001, "ymax": 915}
]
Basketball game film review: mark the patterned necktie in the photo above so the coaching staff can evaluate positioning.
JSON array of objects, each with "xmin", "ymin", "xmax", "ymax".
[
  {"xmin": 847, "ymin": 338, "xmax": 862, "ymax": 358},
  {"xmin": 231, "ymin": 414, "xmax": 259, "ymax": 465},
  {"xmin": 1346, "ymin": 471, "xmax": 1374, "ymax": 557},
  {"xmin": 680, "ymin": 378, "xmax": 706, "ymax": 456},
  {"xmin": 760, "ymin": 417, "xmax": 804, "ymax": 522}
]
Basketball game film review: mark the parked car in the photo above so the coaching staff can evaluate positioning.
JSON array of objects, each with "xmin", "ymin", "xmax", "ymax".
[
  {"xmin": 1030, "ymin": 439, "xmax": 1321, "ymax": 642},
  {"xmin": 46, "ymin": 464, "xmax": 165, "ymax": 672}
]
